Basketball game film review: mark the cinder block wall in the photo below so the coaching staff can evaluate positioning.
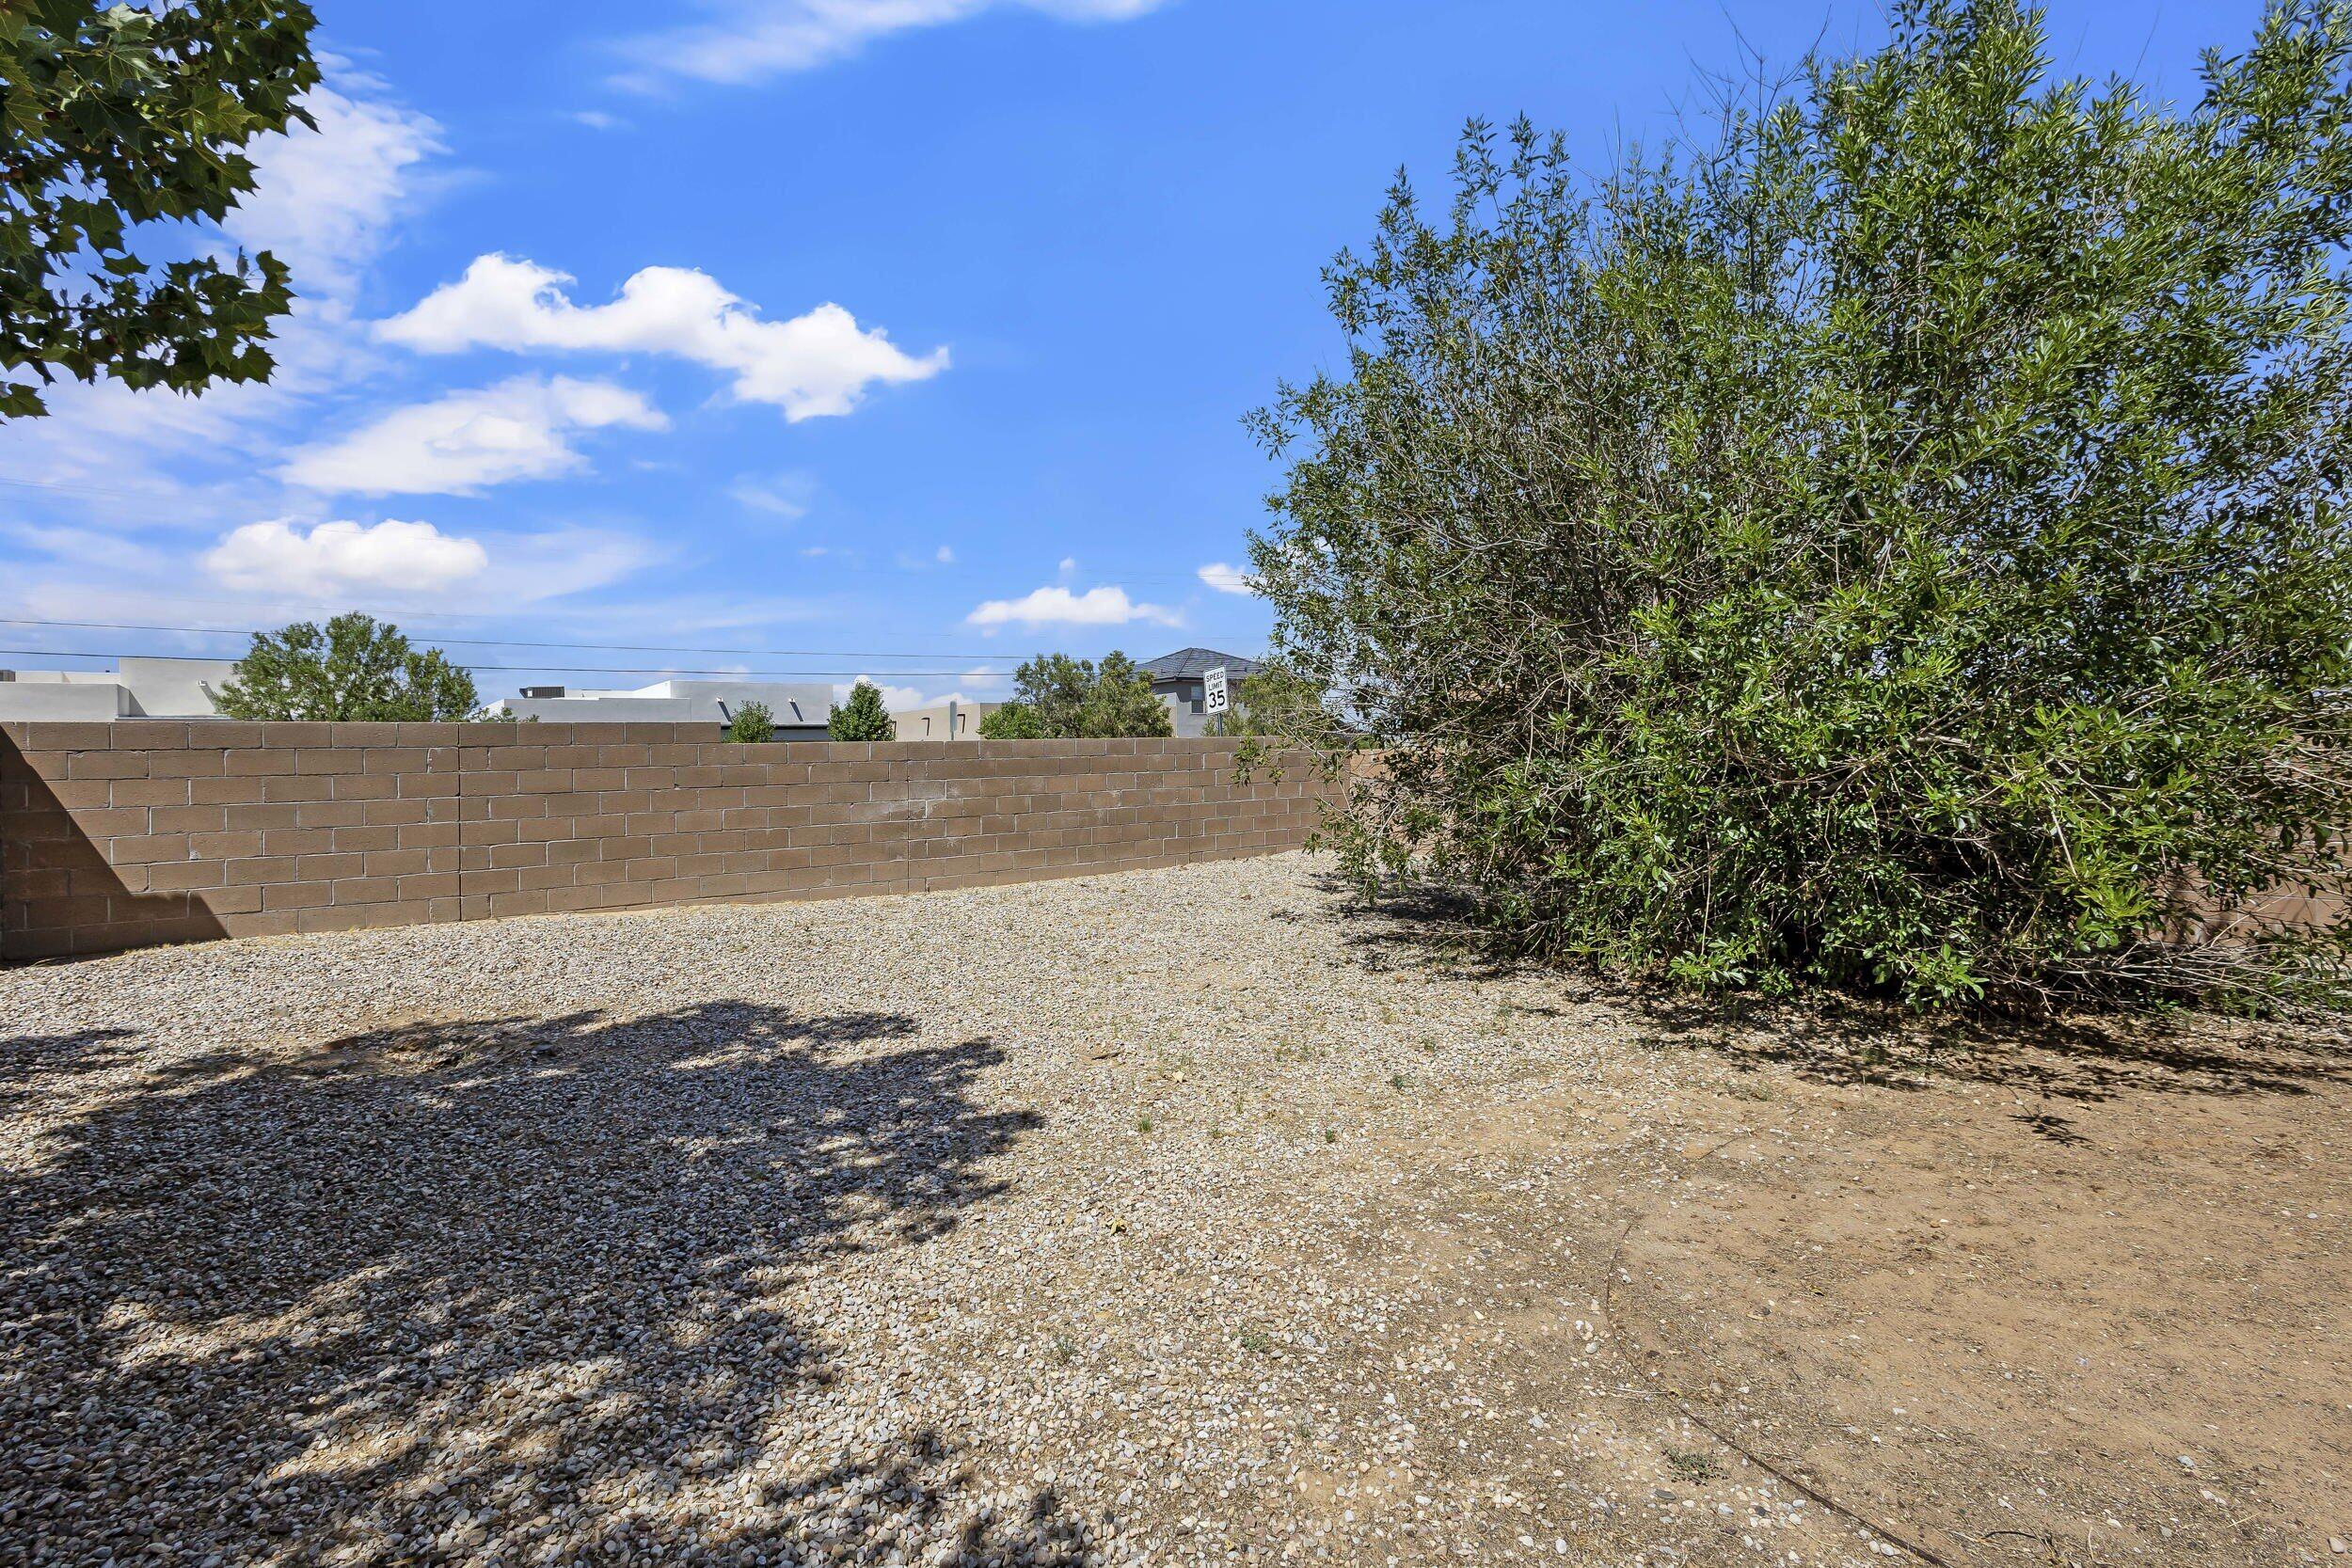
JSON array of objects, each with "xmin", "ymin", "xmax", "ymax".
[{"xmin": 0, "ymin": 722, "xmax": 1327, "ymax": 960}]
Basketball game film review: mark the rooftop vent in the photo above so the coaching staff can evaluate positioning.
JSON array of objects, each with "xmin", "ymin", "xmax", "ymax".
[{"xmin": 519, "ymin": 685, "xmax": 566, "ymax": 699}]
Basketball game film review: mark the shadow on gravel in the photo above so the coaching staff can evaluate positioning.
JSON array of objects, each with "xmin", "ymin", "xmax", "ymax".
[
  {"xmin": 1300, "ymin": 868, "xmax": 2350, "ymax": 1102},
  {"xmin": 0, "ymin": 1001, "xmax": 1087, "ymax": 1567},
  {"xmin": 0, "ymin": 1025, "xmax": 141, "ymax": 1117}
]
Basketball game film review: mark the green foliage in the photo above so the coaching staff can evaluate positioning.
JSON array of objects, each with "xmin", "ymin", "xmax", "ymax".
[
  {"xmin": 1, "ymin": 0, "xmax": 321, "ymax": 419},
  {"xmin": 1225, "ymin": 666, "xmax": 1343, "ymax": 742},
  {"xmin": 827, "ymin": 681, "xmax": 896, "ymax": 741},
  {"xmin": 981, "ymin": 652, "xmax": 1173, "ymax": 739},
  {"xmin": 727, "ymin": 700, "xmax": 777, "ymax": 743},
  {"xmin": 977, "ymin": 701, "xmax": 1047, "ymax": 739},
  {"xmin": 1248, "ymin": 0, "xmax": 2352, "ymax": 1012},
  {"xmin": 1664, "ymin": 1448, "xmax": 1721, "ymax": 1484},
  {"xmin": 213, "ymin": 613, "xmax": 479, "ymax": 722}
]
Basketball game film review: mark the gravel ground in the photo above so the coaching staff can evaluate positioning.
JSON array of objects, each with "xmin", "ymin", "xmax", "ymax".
[{"xmin": 0, "ymin": 855, "xmax": 1954, "ymax": 1567}]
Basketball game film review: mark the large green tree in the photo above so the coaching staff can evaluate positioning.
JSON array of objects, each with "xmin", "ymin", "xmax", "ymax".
[
  {"xmin": 1249, "ymin": 0, "xmax": 2352, "ymax": 1012},
  {"xmin": 214, "ymin": 614, "xmax": 480, "ymax": 721},
  {"xmin": 978, "ymin": 652, "xmax": 1172, "ymax": 739},
  {"xmin": 1, "ymin": 0, "xmax": 319, "ymax": 419}
]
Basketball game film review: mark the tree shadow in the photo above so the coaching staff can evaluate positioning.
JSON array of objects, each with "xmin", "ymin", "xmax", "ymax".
[
  {"xmin": 1299, "ymin": 869, "xmax": 2351, "ymax": 1101},
  {"xmin": 0, "ymin": 1025, "xmax": 142, "ymax": 1117},
  {"xmin": 0, "ymin": 1001, "xmax": 1089, "ymax": 1565},
  {"xmin": 1633, "ymin": 993, "xmax": 2352, "ymax": 1102}
]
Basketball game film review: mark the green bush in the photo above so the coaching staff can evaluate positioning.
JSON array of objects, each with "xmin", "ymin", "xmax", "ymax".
[
  {"xmin": 977, "ymin": 702, "xmax": 1047, "ymax": 739},
  {"xmin": 1248, "ymin": 0, "xmax": 2352, "ymax": 1013},
  {"xmin": 1226, "ymin": 667, "xmax": 1344, "ymax": 742},
  {"xmin": 828, "ymin": 681, "xmax": 896, "ymax": 741},
  {"xmin": 726, "ymin": 700, "xmax": 776, "ymax": 743}
]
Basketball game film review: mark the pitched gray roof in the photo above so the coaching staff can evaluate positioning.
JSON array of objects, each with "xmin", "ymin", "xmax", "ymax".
[{"xmin": 1139, "ymin": 647, "xmax": 1263, "ymax": 682}]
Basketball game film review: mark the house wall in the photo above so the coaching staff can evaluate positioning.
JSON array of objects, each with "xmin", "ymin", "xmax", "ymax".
[
  {"xmin": 1156, "ymin": 680, "xmax": 1250, "ymax": 739},
  {"xmin": 898, "ymin": 703, "xmax": 1003, "ymax": 740},
  {"xmin": 0, "ymin": 683, "xmax": 131, "ymax": 721},
  {"xmin": 0, "ymin": 658, "xmax": 240, "ymax": 721},
  {"xmin": 116, "ymin": 657, "xmax": 240, "ymax": 717},
  {"xmin": 0, "ymin": 722, "xmax": 1328, "ymax": 959},
  {"xmin": 491, "ymin": 681, "xmax": 835, "ymax": 729}
]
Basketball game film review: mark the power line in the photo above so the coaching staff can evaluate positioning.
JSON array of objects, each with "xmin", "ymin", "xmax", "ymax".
[
  {"xmin": 0, "ymin": 474, "xmax": 164, "ymax": 501},
  {"xmin": 0, "ymin": 649, "xmax": 1008, "ymax": 681},
  {"xmin": 0, "ymin": 616, "xmax": 1035, "ymax": 662}
]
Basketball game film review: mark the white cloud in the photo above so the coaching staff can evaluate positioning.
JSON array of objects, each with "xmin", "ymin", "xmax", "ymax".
[
  {"xmin": 1198, "ymin": 561, "xmax": 1257, "ymax": 595},
  {"xmin": 469, "ymin": 528, "xmax": 667, "ymax": 609},
  {"xmin": 964, "ymin": 584, "xmax": 1182, "ymax": 630},
  {"xmin": 612, "ymin": 0, "xmax": 1169, "ymax": 90},
  {"xmin": 0, "ymin": 67, "xmax": 438, "ymax": 509},
  {"xmin": 205, "ymin": 518, "xmax": 490, "ymax": 596},
  {"xmin": 378, "ymin": 254, "xmax": 947, "ymax": 421},
  {"xmin": 836, "ymin": 676, "xmax": 931, "ymax": 712},
  {"xmin": 0, "ymin": 523, "xmax": 663, "ymax": 646},
  {"xmin": 225, "ymin": 73, "xmax": 445, "ymax": 300},
  {"xmin": 279, "ymin": 375, "xmax": 668, "ymax": 496},
  {"xmin": 0, "ymin": 522, "xmax": 177, "ymax": 577},
  {"xmin": 936, "ymin": 544, "xmax": 956, "ymax": 564},
  {"xmin": 833, "ymin": 675, "xmax": 1002, "ymax": 713},
  {"xmin": 731, "ymin": 471, "xmax": 817, "ymax": 519},
  {"xmin": 569, "ymin": 109, "xmax": 628, "ymax": 131}
]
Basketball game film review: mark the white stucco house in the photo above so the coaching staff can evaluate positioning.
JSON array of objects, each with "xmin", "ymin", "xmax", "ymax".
[
  {"xmin": 0, "ymin": 657, "xmax": 241, "ymax": 721},
  {"xmin": 482, "ymin": 679, "xmax": 835, "ymax": 735}
]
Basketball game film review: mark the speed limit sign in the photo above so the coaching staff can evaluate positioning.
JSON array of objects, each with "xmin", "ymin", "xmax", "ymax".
[{"xmin": 1203, "ymin": 666, "xmax": 1229, "ymax": 717}]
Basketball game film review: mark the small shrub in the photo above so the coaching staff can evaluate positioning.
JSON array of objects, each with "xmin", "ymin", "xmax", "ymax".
[
  {"xmin": 827, "ymin": 681, "xmax": 896, "ymax": 741},
  {"xmin": 1664, "ymin": 1448, "xmax": 1720, "ymax": 1484},
  {"xmin": 977, "ymin": 702, "xmax": 1046, "ymax": 739},
  {"xmin": 726, "ymin": 701, "xmax": 776, "ymax": 743}
]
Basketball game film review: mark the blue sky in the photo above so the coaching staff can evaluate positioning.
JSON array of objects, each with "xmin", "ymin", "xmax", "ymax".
[{"xmin": 0, "ymin": 0, "xmax": 2263, "ymax": 709}]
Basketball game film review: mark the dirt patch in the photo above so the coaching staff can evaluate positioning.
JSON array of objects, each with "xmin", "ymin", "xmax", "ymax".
[{"xmin": 1603, "ymin": 1020, "xmax": 2352, "ymax": 1567}]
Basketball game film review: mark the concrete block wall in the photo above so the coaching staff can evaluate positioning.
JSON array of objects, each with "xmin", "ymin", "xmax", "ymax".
[{"xmin": 0, "ymin": 722, "xmax": 1329, "ymax": 960}]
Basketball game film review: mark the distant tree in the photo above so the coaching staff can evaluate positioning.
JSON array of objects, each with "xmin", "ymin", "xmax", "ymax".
[
  {"xmin": 977, "ymin": 702, "xmax": 1046, "ymax": 739},
  {"xmin": 214, "ymin": 614, "xmax": 479, "ymax": 721},
  {"xmin": 827, "ymin": 681, "xmax": 896, "ymax": 741},
  {"xmin": 726, "ymin": 700, "xmax": 776, "ymax": 743},
  {"xmin": 2, "ymin": 1, "xmax": 322, "ymax": 419},
  {"xmin": 985, "ymin": 652, "xmax": 1171, "ymax": 739},
  {"xmin": 1225, "ymin": 666, "xmax": 1339, "ymax": 742}
]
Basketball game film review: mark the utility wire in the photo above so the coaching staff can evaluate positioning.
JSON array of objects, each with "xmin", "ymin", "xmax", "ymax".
[
  {"xmin": 0, "ymin": 617, "xmax": 1035, "ymax": 662},
  {"xmin": 0, "ymin": 648, "xmax": 1007, "ymax": 680}
]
